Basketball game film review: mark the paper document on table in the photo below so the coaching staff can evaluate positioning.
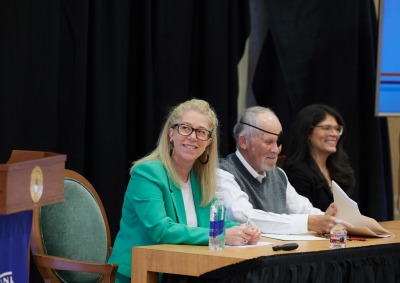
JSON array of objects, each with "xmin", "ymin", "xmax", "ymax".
[
  {"xmin": 332, "ymin": 180, "xmax": 393, "ymax": 237},
  {"xmin": 262, "ymin": 233, "xmax": 327, "ymax": 241},
  {"xmin": 225, "ymin": 241, "xmax": 275, "ymax": 248}
]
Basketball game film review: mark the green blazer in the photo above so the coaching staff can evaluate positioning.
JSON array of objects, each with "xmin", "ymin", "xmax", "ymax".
[{"xmin": 108, "ymin": 160, "xmax": 238, "ymax": 278}]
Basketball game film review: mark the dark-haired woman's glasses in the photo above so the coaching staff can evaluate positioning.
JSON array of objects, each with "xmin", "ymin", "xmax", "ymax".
[{"xmin": 312, "ymin": 125, "xmax": 343, "ymax": 135}]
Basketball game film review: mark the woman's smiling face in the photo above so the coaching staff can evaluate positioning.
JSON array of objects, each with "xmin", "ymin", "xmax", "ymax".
[
  {"xmin": 169, "ymin": 109, "xmax": 212, "ymax": 166},
  {"xmin": 309, "ymin": 114, "xmax": 342, "ymax": 158}
]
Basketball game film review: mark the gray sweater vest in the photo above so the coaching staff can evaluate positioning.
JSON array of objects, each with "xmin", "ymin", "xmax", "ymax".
[{"xmin": 220, "ymin": 153, "xmax": 287, "ymax": 214}]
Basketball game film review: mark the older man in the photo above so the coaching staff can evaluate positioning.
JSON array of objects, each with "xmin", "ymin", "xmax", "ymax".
[{"xmin": 218, "ymin": 106, "xmax": 347, "ymax": 235}]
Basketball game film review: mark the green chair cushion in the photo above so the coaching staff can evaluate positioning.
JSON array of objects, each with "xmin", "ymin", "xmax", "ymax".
[{"xmin": 39, "ymin": 178, "xmax": 107, "ymax": 282}]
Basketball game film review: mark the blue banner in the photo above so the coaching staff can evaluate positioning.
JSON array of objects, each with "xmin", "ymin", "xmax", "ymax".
[{"xmin": 0, "ymin": 210, "xmax": 32, "ymax": 283}]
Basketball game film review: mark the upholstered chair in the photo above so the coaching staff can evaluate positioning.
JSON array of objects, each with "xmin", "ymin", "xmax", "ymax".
[{"xmin": 30, "ymin": 169, "xmax": 117, "ymax": 283}]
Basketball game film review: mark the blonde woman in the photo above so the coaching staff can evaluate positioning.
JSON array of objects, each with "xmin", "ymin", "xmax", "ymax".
[{"xmin": 109, "ymin": 98, "xmax": 260, "ymax": 283}]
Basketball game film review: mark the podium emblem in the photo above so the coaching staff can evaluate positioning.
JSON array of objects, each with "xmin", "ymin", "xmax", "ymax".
[{"xmin": 30, "ymin": 166, "xmax": 44, "ymax": 203}]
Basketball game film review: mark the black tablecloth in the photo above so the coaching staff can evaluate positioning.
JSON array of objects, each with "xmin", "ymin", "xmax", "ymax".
[{"xmin": 162, "ymin": 243, "xmax": 400, "ymax": 283}]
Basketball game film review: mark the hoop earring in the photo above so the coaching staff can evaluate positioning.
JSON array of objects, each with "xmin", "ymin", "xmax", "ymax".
[
  {"xmin": 169, "ymin": 139, "xmax": 174, "ymax": 155},
  {"xmin": 199, "ymin": 148, "xmax": 209, "ymax": 165}
]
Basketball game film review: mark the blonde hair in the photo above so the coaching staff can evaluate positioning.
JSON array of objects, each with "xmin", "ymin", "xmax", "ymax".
[{"xmin": 131, "ymin": 98, "xmax": 219, "ymax": 206}]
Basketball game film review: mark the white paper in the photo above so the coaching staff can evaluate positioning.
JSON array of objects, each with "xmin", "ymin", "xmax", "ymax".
[
  {"xmin": 261, "ymin": 233, "xmax": 327, "ymax": 241},
  {"xmin": 332, "ymin": 180, "xmax": 393, "ymax": 237},
  {"xmin": 332, "ymin": 180, "xmax": 363, "ymax": 225},
  {"xmin": 225, "ymin": 241, "xmax": 275, "ymax": 248}
]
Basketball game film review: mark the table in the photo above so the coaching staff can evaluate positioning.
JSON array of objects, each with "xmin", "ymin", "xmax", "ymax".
[{"xmin": 131, "ymin": 220, "xmax": 400, "ymax": 283}]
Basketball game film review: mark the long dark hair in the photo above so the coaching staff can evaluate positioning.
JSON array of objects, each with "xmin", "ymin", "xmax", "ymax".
[{"xmin": 282, "ymin": 104, "xmax": 355, "ymax": 194}]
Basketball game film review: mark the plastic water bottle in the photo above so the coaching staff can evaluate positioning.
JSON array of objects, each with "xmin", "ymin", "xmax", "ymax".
[
  {"xmin": 330, "ymin": 219, "xmax": 347, "ymax": 249},
  {"xmin": 209, "ymin": 191, "xmax": 226, "ymax": 250}
]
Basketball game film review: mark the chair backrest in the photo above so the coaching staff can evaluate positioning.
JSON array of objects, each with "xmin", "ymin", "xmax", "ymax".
[{"xmin": 30, "ymin": 169, "xmax": 114, "ymax": 283}]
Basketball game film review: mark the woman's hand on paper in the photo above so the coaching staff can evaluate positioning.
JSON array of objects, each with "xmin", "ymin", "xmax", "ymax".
[{"xmin": 225, "ymin": 223, "xmax": 261, "ymax": 246}]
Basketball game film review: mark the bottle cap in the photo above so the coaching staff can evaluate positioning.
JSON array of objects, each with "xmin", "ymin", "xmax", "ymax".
[{"xmin": 335, "ymin": 219, "xmax": 343, "ymax": 224}]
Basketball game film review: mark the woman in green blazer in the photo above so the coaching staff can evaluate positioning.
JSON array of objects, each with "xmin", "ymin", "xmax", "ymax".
[{"xmin": 108, "ymin": 99, "xmax": 261, "ymax": 283}]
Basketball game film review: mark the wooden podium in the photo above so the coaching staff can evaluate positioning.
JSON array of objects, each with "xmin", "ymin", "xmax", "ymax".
[
  {"xmin": 0, "ymin": 150, "xmax": 66, "ymax": 214},
  {"xmin": 0, "ymin": 150, "xmax": 66, "ymax": 283}
]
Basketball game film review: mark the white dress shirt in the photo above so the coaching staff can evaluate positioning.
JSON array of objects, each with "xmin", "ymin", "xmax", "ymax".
[
  {"xmin": 181, "ymin": 177, "xmax": 198, "ymax": 227},
  {"xmin": 217, "ymin": 150, "xmax": 324, "ymax": 234}
]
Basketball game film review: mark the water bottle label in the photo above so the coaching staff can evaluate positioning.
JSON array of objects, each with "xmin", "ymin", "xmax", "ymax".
[
  {"xmin": 209, "ymin": 220, "xmax": 225, "ymax": 237},
  {"xmin": 330, "ymin": 234, "xmax": 346, "ymax": 243},
  {"xmin": 330, "ymin": 233, "xmax": 346, "ymax": 249}
]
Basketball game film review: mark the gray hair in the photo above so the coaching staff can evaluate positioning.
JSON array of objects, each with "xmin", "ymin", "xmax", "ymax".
[{"xmin": 232, "ymin": 106, "xmax": 277, "ymax": 148}]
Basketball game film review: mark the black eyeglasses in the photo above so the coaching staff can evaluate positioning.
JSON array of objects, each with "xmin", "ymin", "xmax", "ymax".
[
  {"xmin": 312, "ymin": 125, "xmax": 343, "ymax": 135},
  {"xmin": 239, "ymin": 120, "xmax": 283, "ymax": 147},
  {"xmin": 172, "ymin": 123, "xmax": 212, "ymax": 141}
]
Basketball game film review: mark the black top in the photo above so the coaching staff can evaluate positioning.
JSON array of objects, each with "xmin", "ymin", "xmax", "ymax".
[{"xmin": 284, "ymin": 161, "xmax": 333, "ymax": 211}]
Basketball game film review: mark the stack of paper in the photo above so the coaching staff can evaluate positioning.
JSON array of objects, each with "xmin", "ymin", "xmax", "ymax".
[
  {"xmin": 261, "ymin": 233, "xmax": 327, "ymax": 241},
  {"xmin": 332, "ymin": 181, "xmax": 393, "ymax": 238}
]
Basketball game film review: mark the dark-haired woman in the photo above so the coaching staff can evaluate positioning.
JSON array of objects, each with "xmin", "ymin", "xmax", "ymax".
[{"xmin": 282, "ymin": 104, "xmax": 356, "ymax": 211}]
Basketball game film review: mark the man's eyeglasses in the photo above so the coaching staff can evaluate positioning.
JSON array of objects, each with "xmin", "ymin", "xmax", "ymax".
[
  {"xmin": 312, "ymin": 124, "xmax": 344, "ymax": 135},
  {"xmin": 239, "ymin": 120, "xmax": 283, "ymax": 147},
  {"xmin": 172, "ymin": 123, "xmax": 212, "ymax": 141}
]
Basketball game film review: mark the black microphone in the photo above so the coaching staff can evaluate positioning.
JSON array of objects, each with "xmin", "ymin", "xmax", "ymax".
[{"xmin": 272, "ymin": 243, "xmax": 299, "ymax": 251}]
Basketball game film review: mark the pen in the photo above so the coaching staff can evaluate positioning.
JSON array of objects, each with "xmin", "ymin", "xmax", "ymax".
[{"xmin": 348, "ymin": 236, "xmax": 366, "ymax": 241}]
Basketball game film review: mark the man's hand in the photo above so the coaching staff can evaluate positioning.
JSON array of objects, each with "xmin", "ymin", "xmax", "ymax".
[
  {"xmin": 325, "ymin": 203, "xmax": 337, "ymax": 216},
  {"xmin": 308, "ymin": 215, "xmax": 336, "ymax": 234},
  {"xmin": 308, "ymin": 215, "xmax": 353, "ymax": 235}
]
